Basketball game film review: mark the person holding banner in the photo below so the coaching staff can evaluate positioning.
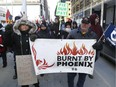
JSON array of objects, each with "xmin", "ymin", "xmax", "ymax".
[
  {"xmin": 30, "ymin": 20, "xmax": 55, "ymax": 77},
  {"xmin": 8, "ymin": 18, "xmax": 39, "ymax": 87},
  {"xmin": 67, "ymin": 17, "xmax": 103, "ymax": 87},
  {"xmin": 30, "ymin": 20, "xmax": 55, "ymax": 40},
  {"xmin": 0, "ymin": 23, "xmax": 7, "ymax": 68}
]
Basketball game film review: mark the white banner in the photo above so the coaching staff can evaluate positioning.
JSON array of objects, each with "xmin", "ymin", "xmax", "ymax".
[{"xmin": 30, "ymin": 39, "xmax": 96, "ymax": 75}]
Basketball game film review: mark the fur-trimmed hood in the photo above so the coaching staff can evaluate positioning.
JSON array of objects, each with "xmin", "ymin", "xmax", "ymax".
[{"xmin": 13, "ymin": 19, "xmax": 37, "ymax": 35}]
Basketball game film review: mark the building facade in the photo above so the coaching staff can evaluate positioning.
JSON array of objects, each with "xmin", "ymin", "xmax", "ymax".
[
  {"xmin": 0, "ymin": 7, "xmax": 6, "ymax": 22},
  {"xmin": 71, "ymin": 0, "xmax": 116, "ymax": 28},
  {"xmin": 61, "ymin": 0, "xmax": 70, "ymax": 2},
  {"xmin": 0, "ymin": 0, "xmax": 49, "ymax": 21},
  {"xmin": 40, "ymin": 0, "xmax": 49, "ymax": 20}
]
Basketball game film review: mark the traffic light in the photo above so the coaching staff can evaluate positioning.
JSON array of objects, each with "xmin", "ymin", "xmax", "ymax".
[{"xmin": 66, "ymin": 1, "xmax": 71, "ymax": 18}]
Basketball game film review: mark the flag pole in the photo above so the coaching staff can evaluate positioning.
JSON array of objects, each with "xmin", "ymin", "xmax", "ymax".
[
  {"xmin": 97, "ymin": 23, "xmax": 112, "ymax": 42},
  {"xmin": 5, "ymin": 0, "xmax": 7, "ymax": 9},
  {"xmin": 11, "ymin": 0, "xmax": 13, "ymax": 17}
]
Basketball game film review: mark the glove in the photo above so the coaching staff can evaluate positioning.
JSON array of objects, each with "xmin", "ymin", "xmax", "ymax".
[
  {"xmin": 92, "ymin": 41, "xmax": 103, "ymax": 51},
  {"xmin": 7, "ymin": 47, "xmax": 13, "ymax": 53},
  {"xmin": 40, "ymin": 74, "xmax": 44, "ymax": 77},
  {"xmin": 0, "ymin": 44, "xmax": 4, "ymax": 48},
  {"xmin": 30, "ymin": 34, "xmax": 38, "ymax": 42}
]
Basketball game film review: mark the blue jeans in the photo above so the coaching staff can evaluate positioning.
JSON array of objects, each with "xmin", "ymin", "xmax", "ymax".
[{"xmin": 67, "ymin": 73, "xmax": 87, "ymax": 87}]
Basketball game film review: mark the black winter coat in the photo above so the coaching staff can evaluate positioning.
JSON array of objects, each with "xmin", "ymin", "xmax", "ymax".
[
  {"xmin": 11, "ymin": 31, "xmax": 31, "ymax": 55},
  {"xmin": 51, "ymin": 23, "xmax": 59, "ymax": 38},
  {"xmin": 7, "ymin": 19, "xmax": 37, "ymax": 55},
  {"xmin": 60, "ymin": 30, "xmax": 71, "ymax": 39},
  {"xmin": 37, "ymin": 29, "xmax": 55, "ymax": 39},
  {"xmin": 4, "ymin": 24, "xmax": 13, "ymax": 48}
]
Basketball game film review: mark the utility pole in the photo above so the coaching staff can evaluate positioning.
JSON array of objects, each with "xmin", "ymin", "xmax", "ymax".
[
  {"xmin": 5, "ymin": 0, "xmax": 7, "ymax": 9},
  {"xmin": 21, "ymin": 0, "xmax": 27, "ymax": 19}
]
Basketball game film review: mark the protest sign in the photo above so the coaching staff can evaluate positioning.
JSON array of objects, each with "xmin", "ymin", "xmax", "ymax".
[
  {"xmin": 16, "ymin": 55, "xmax": 37, "ymax": 85},
  {"xmin": 56, "ymin": 2, "xmax": 68, "ymax": 16}
]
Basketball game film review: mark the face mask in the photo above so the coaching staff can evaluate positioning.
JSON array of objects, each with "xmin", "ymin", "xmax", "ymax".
[{"xmin": 65, "ymin": 28, "xmax": 71, "ymax": 32}]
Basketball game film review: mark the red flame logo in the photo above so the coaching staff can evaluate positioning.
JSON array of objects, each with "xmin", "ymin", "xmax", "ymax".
[
  {"xmin": 32, "ymin": 44, "xmax": 55, "ymax": 70},
  {"xmin": 57, "ymin": 42, "xmax": 94, "ymax": 55}
]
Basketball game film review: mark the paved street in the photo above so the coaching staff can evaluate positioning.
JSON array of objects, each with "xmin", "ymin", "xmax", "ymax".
[{"xmin": 0, "ymin": 52, "xmax": 115, "ymax": 87}]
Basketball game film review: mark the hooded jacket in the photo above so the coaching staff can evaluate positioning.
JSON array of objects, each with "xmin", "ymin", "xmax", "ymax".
[
  {"xmin": 8, "ymin": 19, "xmax": 37, "ymax": 55},
  {"xmin": 36, "ymin": 22, "xmax": 55, "ymax": 39},
  {"xmin": 89, "ymin": 13, "xmax": 103, "ymax": 39},
  {"xmin": 13, "ymin": 19, "xmax": 37, "ymax": 35}
]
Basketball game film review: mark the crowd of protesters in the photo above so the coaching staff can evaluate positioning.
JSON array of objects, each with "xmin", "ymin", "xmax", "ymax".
[{"xmin": 0, "ymin": 13, "xmax": 104, "ymax": 87}]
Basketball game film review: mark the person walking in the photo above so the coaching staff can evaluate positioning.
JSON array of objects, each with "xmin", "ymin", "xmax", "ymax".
[
  {"xmin": 88, "ymin": 13, "xmax": 104, "ymax": 79},
  {"xmin": 6, "ymin": 18, "xmax": 39, "ymax": 87},
  {"xmin": 67, "ymin": 17, "xmax": 103, "ymax": 87},
  {"xmin": 0, "ymin": 23, "xmax": 7, "ymax": 68},
  {"xmin": 89, "ymin": 13, "xmax": 103, "ymax": 39}
]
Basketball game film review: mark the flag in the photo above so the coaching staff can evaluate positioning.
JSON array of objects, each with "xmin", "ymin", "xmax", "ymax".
[
  {"xmin": 6, "ymin": 9, "xmax": 11, "ymax": 21},
  {"xmin": 104, "ymin": 23, "xmax": 116, "ymax": 45},
  {"xmin": 9, "ymin": 15, "xmax": 13, "ymax": 20}
]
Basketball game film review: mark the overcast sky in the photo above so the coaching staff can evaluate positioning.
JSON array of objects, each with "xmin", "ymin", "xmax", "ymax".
[
  {"xmin": 0, "ymin": 0, "xmax": 60, "ymax": 21},
  {"xmin": 47, "ymin": 0, "xmax": 59, "ymax": 20}
]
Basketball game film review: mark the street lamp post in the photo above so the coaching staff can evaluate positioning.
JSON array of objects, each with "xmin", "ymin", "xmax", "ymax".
[{"xmin": 21, "ymin": 0, "xmax": 27, "ymax": 19}]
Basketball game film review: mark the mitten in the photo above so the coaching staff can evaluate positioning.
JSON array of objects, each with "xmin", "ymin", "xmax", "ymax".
[
  {"xmin": 30, "ymin": 34, "xmax": 38, "ymax": 42},
  {"xmin": 92, "ymin": 41, "xmax": 103, "ymax": 51}
]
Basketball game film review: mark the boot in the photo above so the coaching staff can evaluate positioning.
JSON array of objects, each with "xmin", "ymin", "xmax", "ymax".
[
  {"xmin": 40, "ymin": 74, "xmax": 44, "ymax": 77},
  {"xmin": 21, "ymin": 85, "xmax": 29, "ymax": 87},
  {"xmin": 88, "ymin": 74, "xmax": 94, "ymax": 79},
  {"xmin": 3, "ymin": 63, "xmax": 7, "ymax": 68},
  {"xmin": 13, "ymin": 74, "xmax": 17, "ymax": 79},
  {"xmin": 33, "ymin": 81, "xmax": 39, "ymax": 87},
  {"xmin": 2, "ymin": 52, "xmax": 7, "ymax": 68}
]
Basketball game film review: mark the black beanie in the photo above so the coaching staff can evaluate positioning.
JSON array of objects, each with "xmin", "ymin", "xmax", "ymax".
[
  {"xmin": 40, "ymin": 22, "xmax": 47, "ymax": 27},
  {"xmin": 65, "ymin": 22, "xmax": 71, "ymax": 27}
]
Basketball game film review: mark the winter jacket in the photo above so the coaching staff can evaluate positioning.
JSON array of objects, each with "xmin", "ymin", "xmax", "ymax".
[
  {"xmin": 4, "ymin": 24, "xmax": 13, "ymax": 48},
  {"xmin": 0, "ymin": 29, "xmax": 6, "ymax": 53},
  {"xmin": 51, "ymin": 22, "xmax": 60, "ymax": 38},
  {"xmin": 36, "ymin": 29, "xmax": 55, "ymax": 39},
  {"xmin": 60, "ymin": 28, "xmax": 72, "ymax": 39},
  {"xmin": 90, "ymin": 13, "xmax": 103, "ymax": 39},
  {"xmin": 67, "ymin": 27, "xmax": 103, "ymax": 61},
  {"xmin": 67, "ymin": 29, "xmax": 97, "ymax": 39},
  {"xmin": 7, "ymin": 19, "xmax": 37, "ymax": 55}
]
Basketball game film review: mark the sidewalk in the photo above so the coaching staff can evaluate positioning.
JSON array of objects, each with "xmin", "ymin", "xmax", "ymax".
[{"xmin": 0, "ymin": 52, "xmax": 115, "ymax": 87}]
